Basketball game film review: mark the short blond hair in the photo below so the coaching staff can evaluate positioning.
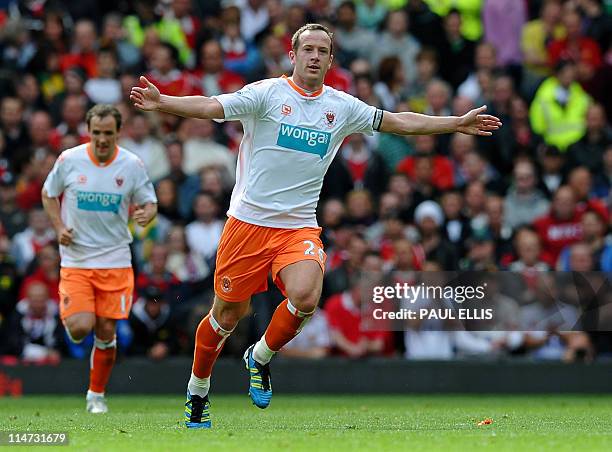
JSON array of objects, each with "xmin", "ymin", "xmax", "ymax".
[{"xmin": 291, "ymin": 23, "xmax": 334, "ymax": 55}]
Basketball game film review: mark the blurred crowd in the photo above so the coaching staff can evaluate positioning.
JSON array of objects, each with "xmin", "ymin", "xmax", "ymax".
[{"xmin": 0, "ymin": 0, "xmax": 611, "ymax": 365}]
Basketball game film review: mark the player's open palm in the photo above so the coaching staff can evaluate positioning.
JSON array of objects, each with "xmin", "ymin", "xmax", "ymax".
[
  {"xmin": 130, "ymin": 76, "xmax": 161, "ymax": 111},
  {"xmin": 457, "ymin": 105, "xmax": 502, "ymax": 136}
]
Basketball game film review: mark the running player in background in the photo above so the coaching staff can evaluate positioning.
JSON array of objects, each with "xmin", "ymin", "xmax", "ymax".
[
  {"xmin": 42, "ymin": 105, "xmax": 158, "ymax": 414},
  {"xmin": 130, "ymin": 23, "xmax": 501, "ymax": 428}
]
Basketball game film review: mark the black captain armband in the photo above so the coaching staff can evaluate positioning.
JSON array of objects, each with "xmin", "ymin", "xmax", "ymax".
[{"xmin": 373, "ymin": 109, "xmax": 384, "ymax": 132}]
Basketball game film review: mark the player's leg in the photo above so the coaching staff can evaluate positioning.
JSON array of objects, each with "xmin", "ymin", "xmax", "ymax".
[
  {"xmin": 245, "ymin": 233, "xmax": 325, "ymax": 408},
  {"xmin": 257, "ymin": 261, "xmax": 323, "ymax": 362},
  {"xmin": 266, "ymin": 259, "xmax": 322, "ymax": 351},
  {"xmin": 88, "ymin": 268, "xmax": 134, "ymax": 414},
  {"xmin": 86, "ymin": 316, "xmax": 117, "ymax": 414},
  {"xmin": 59, "ymin": 268, "xmax": 96, "ymax": 342},
  {"xmin": 190, "ymin": 294, "xmax": 251, "ymax": 395},
  {"xmin": 186, "ymin": 216, "xmax": 273, "ymax": 427},
  {"xmin": 185, "ymin": 295, "xmax": 250, "ymax": 428}
]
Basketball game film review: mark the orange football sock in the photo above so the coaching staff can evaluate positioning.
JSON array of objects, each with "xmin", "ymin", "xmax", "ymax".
[
  {"xmin": 89, "ymin": 336, "xmax": 117, "ymax": 394},
  {"xmin": 263, "ymin": 299, "xmax": 313, "ymax": 352},
  {"xmin": 192, "ymin": 313, "xmax": 232, "ymax": 379}
]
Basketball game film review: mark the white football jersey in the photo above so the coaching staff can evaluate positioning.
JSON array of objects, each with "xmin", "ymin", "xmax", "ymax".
[
  {"xmin": 43, "ymin": 143, "xmax": 157, "ymax": 268},
  {"xmin": 215, "ymin": 76, "xmax": 380, "ymax": 228}
]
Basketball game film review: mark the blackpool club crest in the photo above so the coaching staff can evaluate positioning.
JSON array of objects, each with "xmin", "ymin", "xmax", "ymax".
[
  {"xmin": 115, "ymin": 176, "xmax": 124, "ymax": 187},
  {"xmin": 324, "ymin": 110, "xmax": 336, "ymax": 128},
  {"xmin": 221, "ymin": 275, "xmax": 232, "ymax": 293}
]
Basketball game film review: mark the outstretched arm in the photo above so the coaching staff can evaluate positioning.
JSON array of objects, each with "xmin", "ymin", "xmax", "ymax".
[
  {"xmin": 379, "ymin": 105, "xmax": 502, "ymax": 136},
  {"xmin": 130, "ymin": 76, "xmax": 225, "ymax": 120}
]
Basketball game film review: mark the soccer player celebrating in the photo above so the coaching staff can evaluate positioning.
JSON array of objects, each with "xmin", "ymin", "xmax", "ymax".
[
  {"xmin": 130, "ymin": 23, "xmax": 501, "ymax": 428},
  {"xmin": 42, "ymin": 105, "xmax": 158, "ymax": 413}
]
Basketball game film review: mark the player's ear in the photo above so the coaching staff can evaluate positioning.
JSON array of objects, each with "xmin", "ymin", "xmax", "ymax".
[
  {"xmin": 289, "ymin": 50, "xmax": 296, "ymax": 65},
  {"xmin": 328, "ymin": 53, "xmax": 334, "ymax": 69}
]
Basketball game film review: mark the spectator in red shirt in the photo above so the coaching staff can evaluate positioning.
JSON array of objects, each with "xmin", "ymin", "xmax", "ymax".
[
  {"xmin": 60, "ymin": 19, "xmax": 98, "ymax": 78},
  {"xmin": 507, "ymin": 227, "xmax": 550, "ymax": 304},
  {"xmin": 49, "ymin": 94, "xmax": 89, "ymax": 151},
  {"xmin": 15, "ymin": 152, "xmax": 55, "ymax": 211},
  {"xmin": 324, "ymin": 277, "xmax": 391, "ymax": 358},
  {"xmin": 323, "ymin": 233, "xmax": 369, "ymax": 302},
  {"xmin": 397, "ymin": 135, "xmax": 454, "ymax": 190},
  {"xmin": 388, "ymin": 237, "xmax": 425, "ymax": 278},
  {"xmin": 411, "ymin": 154, "xmax": 439, "ymax": 205},
  {"xmin": 19, "ymin": 244, "xmax": 60, "ymax": 303},
  {"xmin": 548, "ymin": 9, "xmax": 602, "ymax": 72},
  {"xmin": 192, "ymin": 40, "xmax": 245, "ymax": 96},
  {"xmin": 374, "ymin": 210, "xmax": 410, "ymax": 264},
  {"xmin": 339, "ymin": 134, "xmax": 389, "ymax": 198},
  {"xmin": 324, "ymin": 59, "xmax": 354, "ymax": 93},
  {"xmin": 533, "ymin": 186, "xmax": 584, "ymax": 266},
  {"xmin": 135, "ymin": 243, "xmax": 182, "ymax": 301},
  {"xmin": 567, "ymin": 166, "xmax": 609, "ymax": 221},
  {"xmin": 146, "ymin": 43, "xmax": 198, "ymax": 97},
  {"xmin": 218, "ymin": 11, "xmax": 261, "ymax": 77}
]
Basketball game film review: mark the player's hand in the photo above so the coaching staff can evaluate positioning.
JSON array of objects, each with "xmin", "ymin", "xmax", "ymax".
[
  {"xmin": 130, "ymin": 76, "xmax": 161, "ymax": 111},
  {"xmin": 133, "ymin": 205, "xmax": 153, "ymax": 227},
  {"xmin": 57, "ymin": 227, "xmax": 74, "ymax": 246},
  {"xmin": 457, "ymin": 105, "xmax": 502, "ymax": 136}
]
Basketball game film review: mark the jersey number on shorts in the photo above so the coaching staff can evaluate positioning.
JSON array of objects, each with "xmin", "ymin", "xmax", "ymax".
[{"xmin": 303, "ymin": 240, "xmax": 325, "ymax": 263}]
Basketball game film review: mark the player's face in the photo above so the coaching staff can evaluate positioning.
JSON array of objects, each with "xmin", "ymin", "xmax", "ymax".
[
  {"xmin": 290, "ymin": 30, "xmax": 333, "ymax": 87},
  {"xmin": 89, "ymin": 115, "xmax": 119, "ymax": 162}
]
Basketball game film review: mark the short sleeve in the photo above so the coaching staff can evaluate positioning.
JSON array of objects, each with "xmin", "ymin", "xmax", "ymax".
[
  {"xmin": 43, "ymin": 153, "xmax": 67, "ymax": 197},
  {"xmin": 214, "ymin": 81, "xmax": 268, "ymax": 121},
  {"xmin": 131, "ymin": 158, "xmax": 157, "ymax": 205},
  {"xmin": 343, "ymin": 94, "xmax": 378, "ymax": 136}
]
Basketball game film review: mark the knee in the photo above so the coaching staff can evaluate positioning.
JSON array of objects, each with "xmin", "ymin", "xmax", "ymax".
[
  {"xmin": 95, "ymin": 320, "xmax": 116, "ymax": 341},
  {"xmin": 68, "ymin": 325, "xmax": 91, "ymax": 341},
  {"xmin": 213, "ymin": 304, "xmax": 249, "ymax": 331},
  {"xmin": 287, "ymin": 284, "xmax": 321, "ymax": 313},
  {"xmin": 65, "ymin": 317, "xmax": 95, "ymax": 341}
]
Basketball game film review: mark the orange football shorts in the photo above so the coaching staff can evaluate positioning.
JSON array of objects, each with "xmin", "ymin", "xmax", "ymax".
[
  {"xmin": 58, "ymin": 267, "xmax": 134, "ymax": 320},
  {"xmin": 214, "ymin": 216, "xmax": 327, "ymax": 302}
]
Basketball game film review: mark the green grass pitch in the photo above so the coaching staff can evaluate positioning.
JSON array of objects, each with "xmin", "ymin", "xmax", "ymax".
[{"xmin": 3, "ymin": 395, "xmax": 612, "ymax": 451}]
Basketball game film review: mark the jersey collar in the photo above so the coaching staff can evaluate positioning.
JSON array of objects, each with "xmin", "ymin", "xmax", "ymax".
[
  {"xmin": 282, "ymin": 75, "xmax": 324, "ymax": 98},
  {"xmin": 87, "ymin": 143, "xmax": 119, "ymax": 167}
]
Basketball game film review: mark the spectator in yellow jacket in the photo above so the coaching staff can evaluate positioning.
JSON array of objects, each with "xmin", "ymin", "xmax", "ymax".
[{"xmin": 529, "ymin": 60, "xmax": 591, "ymax": 152}]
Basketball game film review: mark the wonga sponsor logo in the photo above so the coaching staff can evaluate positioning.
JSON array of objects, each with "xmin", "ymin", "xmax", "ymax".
[
  {"xmin": 76, "ymin": 191, "xmax": 123, "ymax": 213},
  {"xmin": 276, "ymin": 124, "xmax": 331, "ymax": 158}
]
